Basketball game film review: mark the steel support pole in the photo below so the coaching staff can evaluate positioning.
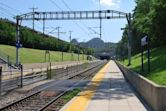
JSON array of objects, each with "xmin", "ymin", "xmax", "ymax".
[
  {"xmin": 49, "ymin": 52, "xmax": 50, "ymax": 62},
  {"xmin": 33, "ymin": 14, "xmax": 34, "ymax": 30},
  {"xmin": 29, "ymin": 7, "xmax": 38, "ymax": 30},
  {"xmin": 147, "ymin": 37, "xmax": 150, "ymax": 73},
  {"xmin": 16, "ymin": 18, "xmax": 20, "ymax": 66},
  {"xmin": 45, "ymin": 51, "xmax": 46, "ymax": 62},
  {"xmin": 49, "ymin": 62, "xmax": 52, "ymax": 79},
  {"xmin": 141, "ymin": 46, "xmax": 144, "ymax": 72},
  {"xmin": 7, "ymin": 56, "xmax": 9, "ymax": 67},
  {"xmin": 62, "ymin": 51, "xmax": 63, "ymax": 62},
  {"xmin": 100, "ymin": 18, "xmax": 102, "ymax": 39},
  {"xmin": 69, "ymin": 31, "xmax": 72, "ymax": 61},
  {"xmin": 78, "ymin": 49, "xmax": 80, "ymax": 61},
  {"xmin": 43, "ymin": 19, "xmax": 45, "ymax": 35},
  {"xmin": 127, "ymin": 13, "xmax": 132, "ymax": 66},
  {"xmin": 20, "ymin": 65, "xmax": 23, "ymax": 87},
  {"xmin": 57, "ymin": 27, "xmax": 61, "ymax": 40}
]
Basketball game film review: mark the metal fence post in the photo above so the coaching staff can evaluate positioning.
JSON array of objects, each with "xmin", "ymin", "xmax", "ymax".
[
  {"xmin": 67, "ymin": 65, "xmax": 68, "ymax": 76},
  {"xmin": 0, "ymin": 66, "xmax": 2, "ymax": 95},
  {"xmin": 20, "ymin": 65, "xmax": 23, "ymax": 87},
  {"xmin": 50, "ymin": 62, "xmax": 52, "ymax": 79},
  {"xmin": 7, "ymin": 56, "xmax": 9, "ymax": 67},
  {"xmin": 77, "ymin": 62, "xmax": 79, "ymax": 72},
  {"xmin": 47, "ymin": 62, "xmax": 52, "ymax": 79}
]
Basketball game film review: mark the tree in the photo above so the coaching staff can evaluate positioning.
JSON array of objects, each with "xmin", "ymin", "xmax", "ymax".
[{"xmin": 117, "ymin": 0, "xmax": 166, "ymax": 56}]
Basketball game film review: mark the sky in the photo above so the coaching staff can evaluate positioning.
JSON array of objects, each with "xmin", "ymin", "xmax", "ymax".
[{"xmin": 0, "ymin": 0, "xmax": 136, "ymax": 43}]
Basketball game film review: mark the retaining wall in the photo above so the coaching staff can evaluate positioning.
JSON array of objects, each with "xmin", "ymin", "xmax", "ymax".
[{"xmin": 116, "ymin": 62, "xmax": 166, "ymax": 111}]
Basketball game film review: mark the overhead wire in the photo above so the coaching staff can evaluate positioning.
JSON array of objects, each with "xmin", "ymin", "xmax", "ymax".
[
  {"xmin": 61, "ymin": 0, "xmax": 91, "ymax": 36},
  {"xmin": 0, "ymin": 2, "xmax": 44, "ymax": 32},
  {"xmin": 0, "ymin": 11, "xmax": 13, "ymax": 19},
  {"xmin": 49, "ymin": 0, "xmax": 91, "ymax": 39},
  {"xmin": 0, "ymin": 6, "xmax": 15, "ymax": 17},
  {"xmin": 0, "ymin": 1, "xmax": 66, "ymax": 39},
  {"xmin": 62, "ymin": 0, "xmax": 101, "ymax": 39},
  {"xmin": 49, "ymin": 0, "xmax": 64, "ymax": 11},
  {"xmin": 61, "ymin": 0, "xmax": 90, "ymax": 31},
  {"xmin": 0, "ymin": 2, "xmax": 22, "ymax": 14}
]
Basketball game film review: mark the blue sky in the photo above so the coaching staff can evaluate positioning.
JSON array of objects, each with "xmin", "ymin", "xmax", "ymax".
[{"xmin": 0, "ymin": 0, "xmax": 135, "ymax": 43}]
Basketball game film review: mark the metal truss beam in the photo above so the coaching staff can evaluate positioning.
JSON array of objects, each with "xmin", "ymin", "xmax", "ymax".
[{"xmin": 15, "ymin": 10, "xmax": 127, "ymax": 20}]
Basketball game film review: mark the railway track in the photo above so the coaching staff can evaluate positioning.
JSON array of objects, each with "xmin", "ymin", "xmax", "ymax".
[
  {"xmin": 0, "ymin": 61, "xmax": 106, "ymax": 111},
  {"xmin": 41, "ymin": 62, "xmax": 106, "ymax": 111}
]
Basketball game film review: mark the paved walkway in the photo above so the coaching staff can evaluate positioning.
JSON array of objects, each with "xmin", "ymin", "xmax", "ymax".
[{"xmin": 61, "ymin": 61, "xmax": 149, "ymax": 111}]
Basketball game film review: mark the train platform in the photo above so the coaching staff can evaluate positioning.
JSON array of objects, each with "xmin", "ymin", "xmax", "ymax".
[{"xmin": 60, "ymin": 61, "xmax": 150, "ymax": 111}]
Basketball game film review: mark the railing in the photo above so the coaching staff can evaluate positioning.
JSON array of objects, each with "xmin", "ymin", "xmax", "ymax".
[
  {"xmin": 0, "ymin": 52, "xmax": 17, "ymax": 69},
  {"xmin": 21, "ymin": 61, "xmax": 103, "ymax": 85},
  {"xmin": 0, "ymin": 66, "xmax": 22, "ymax": 95},
  {"xmin": 0, "ymin": 60, "xmax": 105, "ymax": 96},
  {"xmin": 22, "ymin": 69, "xmax": 47, "ymax": 86},
  {"xmin": 51, "ymin": 61, "xmax": 104, "ymax": 80}
]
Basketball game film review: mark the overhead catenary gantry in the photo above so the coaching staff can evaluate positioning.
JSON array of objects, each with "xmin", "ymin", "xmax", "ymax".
[
  {"xmin": 14, "ymin": 10, "xmax": 132, "ymax": 66},
  {"xmin": 16, "ymin": 10, "xmax": 127, "ymax": 20}
]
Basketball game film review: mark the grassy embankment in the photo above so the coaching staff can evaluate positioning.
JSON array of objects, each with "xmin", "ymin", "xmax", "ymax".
[
  {"xmin": 121, "ymin": 46, "xmax": 166, "ymax": 85},
  {"xmin": 0, "ymin": 45, "xmax": 87, "ymax": 63}
]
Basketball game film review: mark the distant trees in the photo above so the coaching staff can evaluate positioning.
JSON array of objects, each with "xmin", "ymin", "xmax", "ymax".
[
  {"xmin": 116, "ymin": 0, "xmax": 166, "ymax": 58},
  {"xmin": 0, "ymin": 19, "xmax": 93, "ymax": 55}
]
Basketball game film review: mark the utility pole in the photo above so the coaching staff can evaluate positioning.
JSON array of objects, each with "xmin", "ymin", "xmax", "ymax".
[
  {"xmin": 127, "ymin": 13, "xmax": 132, "ymax": 66},
  {"xmin": 29, "ymin": 7, "xmax": 38, "ymax": 30},
  {"xmin": 56, "ymin": 26, "xmax": 66, "ymax": 59},
  {"xmin": 57, "ymin": 26, "xmax": 61, "ymax": 40},
  {"xmin": 16, "ymin": 18, "xmax": 20, "ymax": 66},
  {"xmin": 69, "ymin": 31, "xmax": 72, "ymax": 43},
  {"xmin": 69, "ymin": 31, "xmax": 72, "ymax": 61},
  {"xmin": 43, "ymin": 19, "xmax": 45, "ymax": 36},
  {"xmin": 56, "ymin": 26, "xmax": 64, "ymax": 61}
]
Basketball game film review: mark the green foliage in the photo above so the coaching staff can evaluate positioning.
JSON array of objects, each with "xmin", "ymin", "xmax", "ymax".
[
  {"xmin": 116, "ymin": 0, "xmax": 166, "ymax": 58},
  {"xmin": 116, "ymin": 27, "xmax": 128, "ymax": 59},
  {"xmin": 116, "ymin": 1, "xmax": 166, "ymax": 85},
  {"xmin": 121, "ymin": 46, "xmax": 166, "ymax": 85},
  {"xmin": 0, "ymin": 19, "xmax": 89, "ymax": 55},
  {"xmin": 0, "ymin": 45, "xmax": 88, "ymax": 63},
  {"xmin": 62, "ymin": 88, "xmax": 81, "ymax": 103},
  {"xmin": 86, "ymin": 48, "xmax": 94, "ymax": 55}
]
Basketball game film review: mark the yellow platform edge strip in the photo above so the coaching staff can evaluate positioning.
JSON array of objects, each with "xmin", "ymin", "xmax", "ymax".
[{"xmin": 63, "ymin": 61, "xmax": 111, "ymax": 111}]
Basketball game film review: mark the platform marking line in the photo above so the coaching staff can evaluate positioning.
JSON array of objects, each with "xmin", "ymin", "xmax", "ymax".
[{"xmin": 63, "ymin": 61, "xmax": 111, "ymax": 111}]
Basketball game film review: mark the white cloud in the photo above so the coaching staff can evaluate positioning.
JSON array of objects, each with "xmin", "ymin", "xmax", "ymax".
[{"xmin": 93, "ymin": 0, "xmax": 121, "ymax": 8}]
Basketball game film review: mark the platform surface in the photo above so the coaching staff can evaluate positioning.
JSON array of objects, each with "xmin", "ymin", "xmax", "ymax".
[{"xmin": 60, "ymin": 61, "xmax": 150, "ymax": 111}]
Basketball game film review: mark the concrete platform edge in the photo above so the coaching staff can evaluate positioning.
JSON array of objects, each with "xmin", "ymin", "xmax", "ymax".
[{"xmin": 116, "ymin": 61, "xmax": 166, "ymax": 111}]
